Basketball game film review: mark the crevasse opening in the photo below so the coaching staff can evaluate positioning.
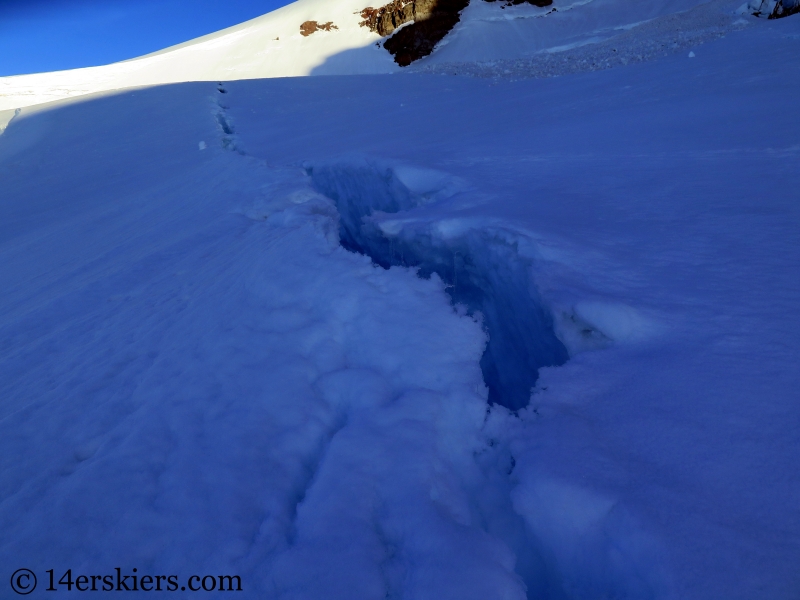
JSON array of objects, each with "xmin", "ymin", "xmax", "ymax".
[
  {"xmin": 309, "ymin": 159, "xmax": 569, "ymax": 411},
  {"xmin": 308, "ymin": 160, "xmax": 665, "ymax": 600}
]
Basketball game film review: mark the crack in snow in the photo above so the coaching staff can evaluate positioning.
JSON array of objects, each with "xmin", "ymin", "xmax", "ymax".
[
  {"xmin": 307, "ymin": 157, "xmax": 569, "ymax": 411},
  {"xmin": 206, "ymin": 86, "xmax": 660, "ymax": 600},
  {"xmin": 213, "ymin": 83, "xmax": 243, "ymax": 153}
]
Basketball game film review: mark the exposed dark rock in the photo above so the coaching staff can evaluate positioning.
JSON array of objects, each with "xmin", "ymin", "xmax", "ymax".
[
  {"xmin": 770, "ymin": 0, "xmax": 800, "ymax": 18},
  {"xmin": 360, "ymin": 0, "xmax": 471, "ymax": 66},
  {"xmin": 359, "ymin": 0, "xmax": 417, "ymax": 37},
  {"xmin": 744, "ymin": 0, "xmax": 800, "ymax": 18},
  {"xmin": 299, "ymin": 21, "xmax": 339, "ymax": 36},
  {"xmin": 360, "ymin": 0, "xmax": 553, "ymax": 67}
]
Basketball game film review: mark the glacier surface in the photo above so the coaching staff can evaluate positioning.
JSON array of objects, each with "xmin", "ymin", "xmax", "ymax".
[{"xmin": 1, "ymin": 3, "xmax": 799, "ymax": 600}]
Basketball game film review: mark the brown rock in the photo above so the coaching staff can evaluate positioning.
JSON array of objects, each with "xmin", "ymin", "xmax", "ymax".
[
  {"xmin": 359, "ymin": 0, "xmax": 416, "ymax": 37},
  {"xmin": 300, "ymin": 21, "xmax": 339, "ymax": 36},
  {"xmin": 360, "ymin": 0, "xmax": 552, "ymax": 66},
  {"xmin": 360, "ymin": 0, "xmax": 471, "ymax": 65}
]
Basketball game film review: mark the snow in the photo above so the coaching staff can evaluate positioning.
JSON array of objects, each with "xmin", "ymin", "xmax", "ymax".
[
  {"xmin": 413, "ymin": 0, "xmax": 746, "ymax": 79},
  {"xmin": 570, "ymin": 301, "xmax": 656, "ymax": 342},
  {"xmin": 1, "ymin": 2, "xmax": 800, "ymax": 600},
  {"xmin": 416, "ymin": 0, "xmax": 713, "ymax": 64},
  {"xmin": 0, "ymin": 0, "xmax": 395, "ymax": 111},
  {"xmin": 2, "ymin": 0, "xmax": 730, "ymax": 112}
]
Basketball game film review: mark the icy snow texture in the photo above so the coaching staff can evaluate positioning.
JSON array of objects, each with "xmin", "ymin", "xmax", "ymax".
[{"xmin": 413, "ymin": 0, "xmax": 746, "ymax": 79}]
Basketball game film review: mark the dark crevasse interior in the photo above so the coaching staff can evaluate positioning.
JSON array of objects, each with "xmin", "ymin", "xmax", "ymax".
[
  {"xmin": 309, "ymin": 160, "xmax": 568, "ymax": 411},
  {"xmin": 307, "ymin": 159, "xmax": 663, "ymax": 600}
]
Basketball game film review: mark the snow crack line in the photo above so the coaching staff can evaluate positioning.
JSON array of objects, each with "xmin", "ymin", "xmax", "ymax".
[
  {"xmin": 308, "ymin": 157, "xmax": 569, "ymax": 410},
  {"xmin": 212, "ymin": 82, "xmax": 243, "ymax": 153}
]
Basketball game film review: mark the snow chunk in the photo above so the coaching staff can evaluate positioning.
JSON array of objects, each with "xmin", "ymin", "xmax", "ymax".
[
  {"xmin": 391, "ymin": 164, "xmax": 469, "ymax": 202},
  {"xmin": 573, "ymin": 301, "xmax": 656, "ymax": 343}
]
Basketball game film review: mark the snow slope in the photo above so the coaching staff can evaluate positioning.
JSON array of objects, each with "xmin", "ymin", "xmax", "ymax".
[
  {"xmin": 1, "ymin": 4, "xmax": 800, "ymax": 600},
  {"xmin": 0, "ymin": 0, "xmax": 391, "ymax": 111},
  {"xmin": 1, "ymin": 0, "xmax": 722, "ymax": 112}
]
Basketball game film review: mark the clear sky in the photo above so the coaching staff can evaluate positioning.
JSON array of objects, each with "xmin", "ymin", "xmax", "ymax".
[{"xmin": 0, "ymin": 0, "xmax": 294, "ymax": 77}]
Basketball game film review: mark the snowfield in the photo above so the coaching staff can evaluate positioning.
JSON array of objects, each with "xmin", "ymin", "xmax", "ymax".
[
  {"xmin": 1, "ymin": 0, "xmax": 735, "ymax": 112},
  {"xmin": 1, "ymin": 1, "xmax": 799, "ymax": 599}
]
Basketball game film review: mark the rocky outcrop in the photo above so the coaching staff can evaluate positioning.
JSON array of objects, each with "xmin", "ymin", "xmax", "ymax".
[
  {"xmin": 360, "ymin": 0, "xmax": 553, "ymax": 67},
  {"xmin": 741, "ymin": 0, "xmax": 800, "ymax": 18},
  {"xmin": 770, "ymin": 0, "xmax": 800, "ymax": 17},
  {"xmin": 300, "ymin": 21, "xmax": 339, "ymax": 36},
  {"xmin": 360, "ymin": 0, "xmax": 471, "ymax": 66},
  {"xmin": 359, "ymin": 0, "xmax": 416, "ymax": 37}
]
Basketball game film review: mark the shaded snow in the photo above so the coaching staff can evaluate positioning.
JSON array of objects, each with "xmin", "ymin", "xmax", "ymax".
[
  {"xmin": 307, "ymin": 157, "xmax": 570, "ymax": 410},
  {"xmin": 1, "ymin": 5, "xmax": 799, "ymax": 600}
]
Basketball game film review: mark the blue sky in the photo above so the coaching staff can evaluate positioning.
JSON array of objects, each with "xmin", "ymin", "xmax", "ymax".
[{"xmin": 0, "ymin": 0, "xmax": 293, "ymax": 76}]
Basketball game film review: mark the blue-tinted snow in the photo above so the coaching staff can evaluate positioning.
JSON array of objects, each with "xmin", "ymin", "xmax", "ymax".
[{"xmin": 1, "ymin": 12, "xmax": 799, "ymax": 600}]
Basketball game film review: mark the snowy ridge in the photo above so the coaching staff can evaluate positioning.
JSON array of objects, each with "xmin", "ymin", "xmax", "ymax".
[
  {"xmin": 2, "ymin": 0, "xmax": 733, "ymax": 111},
  {"xmin": 0, "ymin": 0, "xmax": 391, "ymax": 111}
]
